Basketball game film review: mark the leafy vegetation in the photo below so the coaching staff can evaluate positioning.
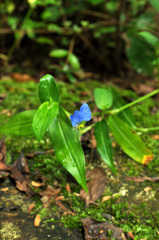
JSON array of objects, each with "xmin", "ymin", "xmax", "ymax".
[{"xmin": 1, "ymin": 0, "xmax": 159, "ymax": 79}]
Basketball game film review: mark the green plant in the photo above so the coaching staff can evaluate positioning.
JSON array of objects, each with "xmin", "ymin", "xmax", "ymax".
[
  {"xmin": 0, "ymin": 74, "xmax": 159, "ymax": 191},
  {"xmin": 1, "ymin": 0, "xmax": 159, "ymax": 78}
]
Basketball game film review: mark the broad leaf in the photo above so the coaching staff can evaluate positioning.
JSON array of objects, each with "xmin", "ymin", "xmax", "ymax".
[
  {"xmin": 49, "ymin": 49, "xmax": 68, "ymax": 58},
  {"xmin": 108, "ymin": 115, "xmax": 153, "ymax": 164},
  {"xmin": 94, "ymin": 120, "xmax": 116, "ymax": 174},
  {"xmin": 126, "ymin": 35, "xmax": 155, "ymax": 74},
  {"xmin": 150, "ymin": 0, "xmax": 159, "ymax": 11},
  {"xmin": 138, "ymin": 31, "xmax": 159, "ymax": 46},
  {"xmin": 48, "ymin": 107, "xmax": 88, "ymax": 192},
  {"xmin": 68, "ymin": 53, "xmax": 81, "ymax": 69},
  {"xmin": 32, "ymin": 99, "xmax": 59, "ymax": 141},
  {"xmin": 39, "ymin": 74, "xmax": 59, "ymax": 103},
  {"xmin": 0, "ymin": 110, "xmax": 36, "ymax": 136},
  {"xmin": 110, "ymin": 87, "xmax": 136, "ymax": 128},
  {"xmin": 94, "ymin": 88, "xmax": 113, "ymax": 110}
]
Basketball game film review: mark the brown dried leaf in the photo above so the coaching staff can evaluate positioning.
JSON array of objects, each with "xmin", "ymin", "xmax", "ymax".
[
  {"xmin": 125, "ymin": 176, "xmax": 159, "ymax": 182},
  {"xmin": 144, "ymin": 186, "xmax": 152, "ymax": 192},
  {"xmin": 80, "ymin": 167, "xmax": 107, "ymax": 206},
  {"xmin": 41, "ymin": 195, "xmax": 51, "ymax": 207},
  {"xmin": 34, "ymin": 214, "xmax": 41, "ymax": 227},
  {"xmin": 1, "ymin": 187, "xmax": 9, "ymax": 192},
  {"xmin": 1, "ymin": 109, "xmax": 11, "ymax": 116},
  {"xmin": 12, "ymin": 152, "xmax": 30, "ymax": 175},
  {"xmin": 55, "ymin": 196, "xmax": 64, "ymax": 201},
  {"xmin": 55, "ymin": 201, "xmax": 76, "ymax": 216},
  {"xmin": 81, "ymin": 217, "xmax": 127, "ymax": 240},
  {"xmin": 40, "ymin": 185, "xmax": 61, "ymax": 198},
  {"xmin": 66, "ymin": 183, "xmax": 71, "ymax": 193},
  {"xmin": 131, "ymin": 84, "xmax": 154, "ymax": 95},
  {"xmin": 127, "ymin": 231, "xmax": 135, "ymax": 239},
  {"xmin": 10, "ymin": 72, "xmax": 35, "ymax": 82},
  {"xmin": 28, "ymin": 202, "xmax": 35, "ymax": 213},
  {"xmin": 31, "ymin": 181, "xmax": 44, "ymax": 188},
  {"xmin": 102, "ymin": 196, "xmax": 111, "ymax": 202},
  {"xmin": 9, "ymin": 153, "xmax": 34, "ymax": 196},
  {"xmin": 151, "ymin": 135, "xmax": 159, "ymax": 140},
  {"xmin": 40, "ymin": 185, "xmax": 61, "ymax": 207},
  {"xmin": 0, "ymin": 162, "xmax": 9, "ymax": 171},
  {"xmin": 0, "ymin": 139, "xmax": 6, "ymax": 162}
]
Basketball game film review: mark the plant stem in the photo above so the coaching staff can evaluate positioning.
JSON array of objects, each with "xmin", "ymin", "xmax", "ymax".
[
  {"xmin": 106, "ymin": 89, "xmax": 159, "ymax": 115},
  {"xmin": 80, "ymin": 123, "xmax": 95, "ymax": 135},
  {"xmin": 134, "ymin": 126, "xmax": 159, "ymax": 133}
]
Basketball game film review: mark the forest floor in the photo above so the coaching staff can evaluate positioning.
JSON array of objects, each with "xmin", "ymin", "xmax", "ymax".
[{"xmin": 0, "ymin": 75, "xmax": 159, "ymax": 240}]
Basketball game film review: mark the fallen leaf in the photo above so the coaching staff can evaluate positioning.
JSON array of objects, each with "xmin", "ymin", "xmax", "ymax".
[
  {"xmin": 151, "ymin": 135, "xmax": 159, "ymax": 140},
  {"xmin": 0, "ymin": 138, "xmax": 6, "ymax": 162},
  {"xmin": 41, "ymin": 195, "xmax": 51, "ymax": 207},
  {"xmin": 125, "ymin": 176, "xmax": 159, "ymax": 182},
  {"xmin": 55, "ymin": 196, "xmax": 64, "ymax": 201},
  {"xmin": 28, "ymin": 202, "xmax": 35, "ymax": 213},
  {"xmin": 102, "ymin": 196, "xmax": 111, "ymax": 202},
  {"xmin": 80, "ymin": 167, "xmax": 107, "ymax": 206},
  {"xmin": 66, "ymin": 183, "xmax": 71, "ymax": 193},
  {"xmin": 144, "ymin": 186, "xmax": 152, "ymax": 192},
  {"xmin": 34, "ymin": 214, "xmax": 41, "ymax": 227},
  {"xmin": 40, "ymin": 185, "xmax": 61, "ymax": 207},
  {"xmin": 9, "ymin": 153, "xmax": 34, "ymax": 196},
  {"xmin": 10, "ymin": 72, "xmax": 35, "ymax": 82},
  {"xmin": 81, "ymin": 217, "xmax": 127, "ymax": 240},
  {"xmin": 55, "ymin": 201, "xmax": 76, "ymax": 216},
  {"xmin": 31, "ymin": 181, "xmax": 44, "ymax": 188},
  {"xmin": 1, "ymin": 109, "xmax": 11, "ymax": 116},
  {"xmin": 131, "ymin": 84, "xmax": 154, "ymax": 95},
  {"xmin": 1, "ymin": 187, "xmax": 9, "ymax": 192},
  {"xmin": 127, "ymin": 231, "xmax": 135, "ymax": 239}
]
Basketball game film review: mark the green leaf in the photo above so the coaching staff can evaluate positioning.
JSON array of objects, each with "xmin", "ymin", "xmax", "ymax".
[
  {"xmin": 49, "ymin": 49, "xmax": 68, "ymax": 58},
  {"xmin": 39, "ymin": 74, "xmax": 59, "ymax": 103},
  {"xmin": 149, "ymin": 0, "xmax": 159, "ymax": 11},
  {"xmin": 32, "ymin": 99, "xmax": 59, "ymax": 141},
  {"xmin": 86, "ymin": 0, "xmax": 105, "ymax": 5},
  {"xmin": 110, "ymin": 87, "xmax": 136, "ymax": 128},
  {"xmin": 126, "ymin": 35, "xmax": 155, "ymax": 74},
  {"xmin": 108, "ymin": 115, "xmax": 154, "ymax": 165},
  {"xmin": 36, "ymin": 37, "xmax": 54, "ymax": 45},
  {"xmin": 48, "ymin": 107, "xmax": 88, "ymax": 192},
  {"xmin": 0, "ymin": 110, "xmax": 36, "ymax": 136},
  {"xmin": 94, "ymin": 120, "xmax": 116, "ymax": 174},
  {"xmin": 94, "ymin": 88, "xmax": 113, "ymax": 110},
  {"xmin": 68, "ymin": 53, "xmax": 81, "ymax": 69},
  {"xmin": 138, "ymin": 31, "xmax": 159, "ymax": 46}
]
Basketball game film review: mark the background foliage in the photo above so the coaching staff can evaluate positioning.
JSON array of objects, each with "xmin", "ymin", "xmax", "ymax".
[{"xmin": 0, "ymin": 0, "xmax": 159, "ymax": 80}]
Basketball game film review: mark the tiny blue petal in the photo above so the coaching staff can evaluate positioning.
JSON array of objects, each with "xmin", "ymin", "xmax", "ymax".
[
  {"xmin": 79, "ymin": 103, "xmax": 91, "ymax": 121},
  {"xmin": 70, "ymin": 103, "xmax": 91, "ymax": 127},
  {"xmin": 70, "ymin": 110, "xmax": 83, "ymax": 127}
]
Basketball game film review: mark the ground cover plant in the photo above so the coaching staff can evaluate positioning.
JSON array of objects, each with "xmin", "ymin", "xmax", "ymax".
[
  {"xmin": 1, "ymin": 1, "xmax": 159, "ymax": 239},
  {"xmin": 0, "ymin": 74, "xmax": 159, "ymax": 192},
  {"xmin": 0, "ymin": 77, "xmax": 159, "ymax": 239}
]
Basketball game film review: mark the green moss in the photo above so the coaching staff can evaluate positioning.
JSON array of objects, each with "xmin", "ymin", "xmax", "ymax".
[{"xmin": 0, "ymin": 222, "xmax": 21, "ymax": 240}]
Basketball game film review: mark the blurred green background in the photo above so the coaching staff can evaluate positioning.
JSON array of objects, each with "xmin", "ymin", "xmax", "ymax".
[{"xmin": 0, "ymin": 0, "xmax": 159, "ymax": 82}]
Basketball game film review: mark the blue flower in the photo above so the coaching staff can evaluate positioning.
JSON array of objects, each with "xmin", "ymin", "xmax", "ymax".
[{"xmin": 70, "ymin": 103, "xmax": 91, "ymax": 127}]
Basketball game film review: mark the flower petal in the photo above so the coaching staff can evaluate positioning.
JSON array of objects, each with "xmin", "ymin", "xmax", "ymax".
[
  {"xmin": 70, "ymin": 110, "xmax": 84, "ymax": 127},
  {"xmin": 80, "ymin": 103, "xmax": 91, "ymax": 121}
]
